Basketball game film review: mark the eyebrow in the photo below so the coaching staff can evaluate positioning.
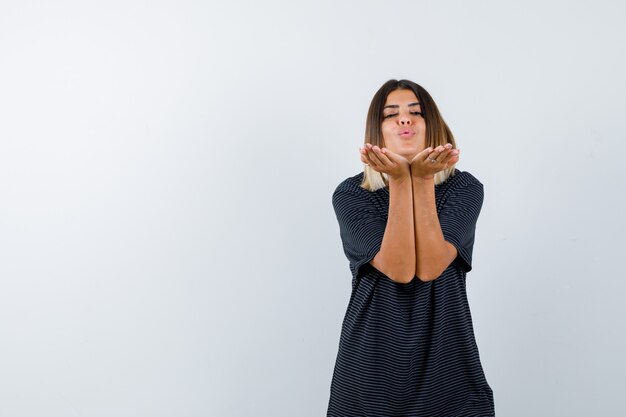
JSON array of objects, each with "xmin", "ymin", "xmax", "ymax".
[{"xmin": 383, "ymin": 102, "xmax": 420, "ymax": 109}]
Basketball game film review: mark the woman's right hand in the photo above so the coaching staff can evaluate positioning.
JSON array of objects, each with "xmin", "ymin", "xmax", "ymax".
[{"xmin": 360, "ymin": 143, "xmax": 411, "ymax": 180}]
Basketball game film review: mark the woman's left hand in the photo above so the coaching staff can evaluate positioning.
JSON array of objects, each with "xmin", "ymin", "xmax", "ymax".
[{"xmin": 410, "ymin": 143, "xmax": 460, "ymax": 179}]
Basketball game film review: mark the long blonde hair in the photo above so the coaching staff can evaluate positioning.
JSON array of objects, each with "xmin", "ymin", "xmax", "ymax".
[{"xmin": 361, "ymin": 79, "xmax": 457, "ymax": 191}]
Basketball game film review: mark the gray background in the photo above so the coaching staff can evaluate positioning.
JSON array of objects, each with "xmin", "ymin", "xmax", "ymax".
[{"xmin": 1, "ymin": 0, "xmax": 625, "ymax": 416}]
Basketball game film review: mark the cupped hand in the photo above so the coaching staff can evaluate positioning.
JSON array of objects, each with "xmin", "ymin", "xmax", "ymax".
[
  {"xmin": 360, "ymin": 143, "xmax": 410, "ymax": 180},
  {"xmin": 410, "ymin": 143, "xmax": 460, "ymax": 179}
]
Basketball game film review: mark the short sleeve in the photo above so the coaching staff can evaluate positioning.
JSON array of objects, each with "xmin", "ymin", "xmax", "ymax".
[
  {"xmin": 438, "ymin": 176, "xmax": 484, "ymax": 273},
  {"xmin": 332, "ymin": 181, "xmax": 387, "ymax": 280}
]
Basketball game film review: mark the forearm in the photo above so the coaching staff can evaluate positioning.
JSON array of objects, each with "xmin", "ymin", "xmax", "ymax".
[
  {"xmin": 412, "ymin": 177, "xmax": 455, "ymax": 281},
  {"xmin": 371, "ymin": 176, "xmax": 416, "ymax": 283}
]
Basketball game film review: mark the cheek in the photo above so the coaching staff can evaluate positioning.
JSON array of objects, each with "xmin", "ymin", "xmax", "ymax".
[
  {"xmin": 380, "ymin": 125, "xmax": 394, "ymax": 144},
  {"xmin": 416, "ymin": 119, "xmax": 426, "ymax": 131}
]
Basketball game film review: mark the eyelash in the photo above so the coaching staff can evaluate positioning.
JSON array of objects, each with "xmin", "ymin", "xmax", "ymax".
[{"xmin": 384, "ymin": 111, "xmax": 423, "ymax": 119}]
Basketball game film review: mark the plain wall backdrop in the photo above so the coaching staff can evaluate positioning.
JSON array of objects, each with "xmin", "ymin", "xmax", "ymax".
[{"xmin": 1, "ymin": 0, "xmax": 625, "ymax": 416}]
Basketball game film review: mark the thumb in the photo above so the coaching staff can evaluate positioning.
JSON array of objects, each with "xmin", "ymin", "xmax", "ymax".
[
  {"xmin": 414, "ymin": 146, "xmax": 433, "ymax": 161},
  {"xmin": 381, "ymin": 147, "xmax": 407, "ymax": 163}
]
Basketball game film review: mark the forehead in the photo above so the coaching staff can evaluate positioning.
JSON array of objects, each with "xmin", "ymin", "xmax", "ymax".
[{"xmin": 384, "ymin": 89, "xmax": 419, "ymax": 105}]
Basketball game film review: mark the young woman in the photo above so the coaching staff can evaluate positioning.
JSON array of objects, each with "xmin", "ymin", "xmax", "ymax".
[{"xmin": 327, "ymin": 79, "xmax": 495, "ymax": 416}]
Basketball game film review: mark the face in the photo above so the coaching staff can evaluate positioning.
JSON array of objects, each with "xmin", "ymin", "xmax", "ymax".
[{"xmin": 381, "ymin": 89, "xmax": 426, "ymax": 161}]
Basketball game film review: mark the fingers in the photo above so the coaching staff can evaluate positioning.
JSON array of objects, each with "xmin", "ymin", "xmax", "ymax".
[
  {"xmin": 369, "ymin": 146, "xmax": 388, "ymax": 166},
  {"xmin": 411, "ymin": 143, "xmax": 460, "ymax": 180},
  {"xmin": 360, "ymin": 145, "xmax": 412, "ymax": 181},
  {"xmin": 379, "ymin": 147, "xmax": 406, "ymax": 166},
  {"xmin": 428, "ymin": 143, "xmax": 459, "ymax": 167},
  {"xmin": 440, "ymin": 148, "xmax": 460, "ymax": 167},
  {"xmin": 360, "ymin": 143, "xmax": 374, "ymax": 165},
  {"xmin": 360, "ymin": 145, "xmax": 379, "ymax": 167},
  {"xmin": 361, "ymin": 144, "xmax": 392, "ymax": 168},
  {"xmin": 428, "ymin": 144, "xmax": 451, "ymax": 163},
  {"xmin": 362, "ymin": 145, "xmax": 382, "ymax": 166},
  {"xmin": 360, "ymin": 149, "xmax": 369, "ymax": 165},
  {"xmin": 361, "ymin": 143, "xmax": 457, "ymax": 178},
  {"xmin": 416, "ymin": 146, "xmax": 436, "ymax": 162},
  {"xmin": 381, "ymin": 147, "xmax": 407, "ymax": 164}
]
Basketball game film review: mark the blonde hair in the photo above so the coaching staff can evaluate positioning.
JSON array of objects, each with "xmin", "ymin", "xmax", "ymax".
[
  {"xmin": 362, "ymin": 166, "xmax": 455, "ymax": 190},
  {"xmin": 361, "ymin": 79, "xmax": 457, "ymax": 191}
]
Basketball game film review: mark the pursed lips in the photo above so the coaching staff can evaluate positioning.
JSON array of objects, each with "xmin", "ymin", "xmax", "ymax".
[{"xmin": 399, "ymin": 129, "xmax": 414, "ymax": 137}]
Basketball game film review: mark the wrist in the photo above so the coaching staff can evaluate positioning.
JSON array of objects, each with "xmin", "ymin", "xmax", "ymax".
[
  {"xmin": 410, "ymin": 171, "xmax": 435, "ymax": 180},
  {"xmin": 411, "ymin": 174, "xmax": 435, "ymax": 183},
  {"xmin": 388, "ymin": 172, "xmax": 412, "ymax": 185}
]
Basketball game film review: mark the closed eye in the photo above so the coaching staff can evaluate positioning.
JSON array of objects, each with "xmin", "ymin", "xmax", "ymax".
[{"xmin": 384, "ymin": 111, "xmax": 422, "ymax": 119}]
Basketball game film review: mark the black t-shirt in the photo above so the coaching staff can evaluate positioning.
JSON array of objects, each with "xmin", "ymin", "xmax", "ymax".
[{"xmin": 327, "ymin": 169, "xmax": 495, "ymax": 417}]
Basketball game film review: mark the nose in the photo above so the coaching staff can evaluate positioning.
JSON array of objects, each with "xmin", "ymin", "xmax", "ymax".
[{"xmin": 398, "ymin": 114, "xmax": 412, "ymax": 126}]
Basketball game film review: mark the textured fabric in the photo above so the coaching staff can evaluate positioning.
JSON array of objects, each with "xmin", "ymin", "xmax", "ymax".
[{"xmin": 327, "ymin": 169, "xmax": 495, "ymax": 417}]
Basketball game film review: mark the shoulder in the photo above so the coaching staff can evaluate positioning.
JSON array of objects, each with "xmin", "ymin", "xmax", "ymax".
[
  {"xmin": 331, "ymin": 172, "xmax": 375, "ymax": 210},
  {"xmin": 332, "ymin": 172, "xmax": 366, "ymax": 200},
  {"xmin": 439, "ymin": 169, "xmax": 483, "ymax": 194},
  {"xmin": 437, "ymin": 169, "xmax": 484, "ymax": 209},
  {"xmin": 333, "ymin": 172, "xmax": 365, "ymax": 193},
  {"xmin": 445, "ymin": 169, "xmax": 482, "ymax": 188}
]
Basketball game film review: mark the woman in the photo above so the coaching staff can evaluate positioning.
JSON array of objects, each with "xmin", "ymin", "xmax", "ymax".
[{"xmin": 327, "ymin": 79, "xmax": 495, "ymax": 416}]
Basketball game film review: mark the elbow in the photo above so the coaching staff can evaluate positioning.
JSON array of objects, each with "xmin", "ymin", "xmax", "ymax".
[
  {"xmin": 417, "ymin": 274, "xmax": 438, "ymax": 282},
  {"xmin": 387, "ymin": 271, "xmax": 416, "ymax": 284},
  {"xmin": 416, "ymin": 259, "xmax": 452, "ymax": 282},
  {"xmin": 395, "ymin": 274, "xmax": 416, "ymax": 284},
  {"xmin": 371, "ymin": 257, "xmax": 415, "ymax": 284},
  {"xmin": 415, "ymin": 269, "xmax": 443, "ymax": 282}
]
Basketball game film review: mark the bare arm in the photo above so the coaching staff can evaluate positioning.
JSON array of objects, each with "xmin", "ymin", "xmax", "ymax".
[
  {"xmin": 361, "ymin": 145, "xmax": 415, "ymax": 283},
  {"xmin": 410, "ymin": 144, "xmax": 460, "ymax": 281},
  {"xmin": 412, "ymin": 176, "xmax": 457, "ymax": 281},
  {"xmin": 372, "ymin": 175, "xmax": 415, "ymax": 283}
]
